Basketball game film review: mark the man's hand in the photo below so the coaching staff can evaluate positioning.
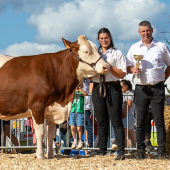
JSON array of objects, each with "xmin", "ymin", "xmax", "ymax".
[{"xmin": 131, "ymin": 66, "xmax": 141, "ymax": 75}]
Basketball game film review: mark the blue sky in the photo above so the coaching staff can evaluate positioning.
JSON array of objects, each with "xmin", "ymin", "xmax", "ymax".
[
  {"xmin": 0, "ymin": 0, "xmax": 170, "ymax": 55},
  {"xmin": 0, "ymin": 0, "xmax": 170, "ymax": 90}
]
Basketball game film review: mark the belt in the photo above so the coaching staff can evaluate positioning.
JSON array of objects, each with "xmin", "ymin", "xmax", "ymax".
[
  {"xmin": 106, "ymin": 81, "xmax": 118, "ymax": 83},
  {"xmin": 93, "ymin": 81, "xmax": 118, "ymax": 84},
  {"xmin": 136, "ymin": 82, "xmax": 164, "ymax": 88}
]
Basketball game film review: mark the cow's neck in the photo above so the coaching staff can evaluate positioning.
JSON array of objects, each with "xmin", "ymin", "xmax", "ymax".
[
  {"xmin": 53, "ymin": 49, "xmax": 81, "ymax": 98},
  {"xmin": 76, "ymin": 64, "xmax": 86, "ymax": 82},
  {"xmin": 63, "ymin": 49, "xmax": 85, "ymax": 83}
]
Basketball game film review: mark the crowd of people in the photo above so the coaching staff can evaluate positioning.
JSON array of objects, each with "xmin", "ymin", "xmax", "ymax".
[{"xmin": 1, "ymin": 20, "xmax": 170, "ymax": 161}]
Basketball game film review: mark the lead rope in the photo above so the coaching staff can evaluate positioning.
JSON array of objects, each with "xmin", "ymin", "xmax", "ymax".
[{"xmin": 99, "ymin": 74, "xmax": 106, "ymax": 98}]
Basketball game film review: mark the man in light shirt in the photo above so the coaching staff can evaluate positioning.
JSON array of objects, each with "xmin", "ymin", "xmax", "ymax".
[{"xmin": 126, "ymin": 21, "xmax": 170, "ymax": 159}]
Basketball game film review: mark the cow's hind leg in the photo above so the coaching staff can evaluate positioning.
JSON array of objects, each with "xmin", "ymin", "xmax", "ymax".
[
  {"xmin": 46, "ymin": 120, "xmax": 56, "ymax": 159},
  {"xmin": 32, "ymin": 116, "xmax": 45, "ymax": 159}
]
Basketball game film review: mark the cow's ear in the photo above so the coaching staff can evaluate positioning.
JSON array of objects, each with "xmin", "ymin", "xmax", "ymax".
[
  {"xmin": 62, "ymin": 38, "xmax": 79, "ymax": 52},
  {"xmin": 62, "ymin": 38, "xmax": 71, "ymax": 49}
]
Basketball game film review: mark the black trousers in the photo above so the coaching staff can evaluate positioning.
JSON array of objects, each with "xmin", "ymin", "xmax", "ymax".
[
  {"xmin": 135, "ymin": 82, "xmax": 166, "ymax": 151},
  {"xmin": 92, "ymin": 81, "xmax": 125, "ymax": 154},
  {"xmin": 145, "ymin": 109, "xmax": 153, "ymax": 140}
]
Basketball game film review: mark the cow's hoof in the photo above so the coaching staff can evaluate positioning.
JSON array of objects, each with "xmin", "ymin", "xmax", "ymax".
[
  {"xmin": 37, "ymin": 155, "xmax": 44, "ymax": 159},
  {"xmin": 47, "ymin": 155, "xmax": 53, "ymax": 159}
]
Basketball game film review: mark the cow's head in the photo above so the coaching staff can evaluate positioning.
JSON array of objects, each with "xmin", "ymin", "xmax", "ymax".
[{"xmin": 62, "ymin": 35, "xmax": 110, "ymax": 80}]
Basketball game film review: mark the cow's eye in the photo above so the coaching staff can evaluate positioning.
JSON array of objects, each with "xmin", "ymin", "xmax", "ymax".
[{"xmin": 84, "ymin": 51, "xmax": 88, "ymax": 53}]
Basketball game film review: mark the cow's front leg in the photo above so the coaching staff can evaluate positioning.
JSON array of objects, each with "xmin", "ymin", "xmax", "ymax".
[
  {"xmin": 46, "ymin": 120, "xmax": 56, "ymax": 159},
  {"xmin": 32, "ymin": 117, "xmax": 44, "ymax": 159}
]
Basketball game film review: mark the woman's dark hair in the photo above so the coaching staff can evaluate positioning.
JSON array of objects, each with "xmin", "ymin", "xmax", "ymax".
[
  {"xmin": 121, "ymin": 79, "xmax": 132, "ymax": 91},
  {"xmin": 97, "ymin": 28, "xmax": 115, "ymax": 50}
]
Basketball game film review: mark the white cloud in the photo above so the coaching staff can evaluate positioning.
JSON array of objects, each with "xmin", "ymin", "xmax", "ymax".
[
  {"xmin": 27, "ymin": 0, "xmax": 168, "ymax": 45},
  {"xmin": 0, "ymin": 42, "xmax": 63, "ymax": 57}
]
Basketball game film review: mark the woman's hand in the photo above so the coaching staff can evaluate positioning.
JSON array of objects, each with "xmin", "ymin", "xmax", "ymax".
[
  {"xmin": 75, "ymin": 86, "xmax": 80, "ymax": 92},
  {"xmin": 103, "ymin": 64, "xmax": 110, "ymax": 73}
]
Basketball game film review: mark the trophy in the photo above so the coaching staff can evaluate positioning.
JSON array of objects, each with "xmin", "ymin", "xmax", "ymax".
[{"xmin": 133, "ymin": 55, "xmax": 143, "ymax": 84}]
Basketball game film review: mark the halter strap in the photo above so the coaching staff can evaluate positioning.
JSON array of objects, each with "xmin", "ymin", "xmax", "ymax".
[
  {"xmin": 70, "ymin": 49, "xmax": 102, "ymax": 69},
  {"xmin": 99, "ymin": 74, "xmax": 106, "ymax": 98}
]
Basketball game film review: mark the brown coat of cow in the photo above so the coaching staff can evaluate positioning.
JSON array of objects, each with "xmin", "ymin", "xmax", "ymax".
[{"xmin": 0, "ymin": 48, "xmax": 79, "ymax": 124}]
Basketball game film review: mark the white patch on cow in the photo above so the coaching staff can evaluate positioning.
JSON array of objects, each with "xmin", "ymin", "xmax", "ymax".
[
  {"xmin": 0, "ymin": 55, "xmax": 14, "ymax": 69},
  {"xmin": 30, "ymin": 109, "xmax": 45, "ymax": 159},
  {"xmin": 0, "ymin": 102, "xmax": 72, "ymax": 125},
  {"xmin": 45, "ymin": 102, "xmax": 72, "ymax": 124},
  {"xmin": 88, "ymin": 40, "xmax": 98, "ymax": 51},
  {"xmin": 0, "ymin": 109, "xmax": 31, "ymax": 120}
]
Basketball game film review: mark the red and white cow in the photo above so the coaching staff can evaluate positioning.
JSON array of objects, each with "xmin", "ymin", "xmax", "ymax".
[{"xmin": 0, "ymin": 35, "xmax": 109, "ymax": 159}]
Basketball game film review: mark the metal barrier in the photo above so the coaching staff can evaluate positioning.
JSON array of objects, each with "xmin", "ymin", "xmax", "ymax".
[
  {"xmin": 0, "ymin": 93, "xmax": 167, "ymax": 154},
  {"xmin": 0, "ymin": 118, "xmax": 37, "ymax": 152}
]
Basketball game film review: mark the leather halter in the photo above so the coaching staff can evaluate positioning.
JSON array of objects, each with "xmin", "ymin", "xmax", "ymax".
[
  {"xmin": 70, "ymin": 49, "xmax": 106, "ymax": 98},
  {"xmin": 99, "ymin": 74, "xmax": 106, "ymax": 98},
  {"xmin": 69, "ymin": 49, "xmax": 102, "ymax": 69}
]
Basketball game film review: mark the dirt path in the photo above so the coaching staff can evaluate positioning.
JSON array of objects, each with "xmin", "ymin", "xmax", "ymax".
[{"xmin": 0, "ymin": 153, "xmax": 169, "ymax": 170}]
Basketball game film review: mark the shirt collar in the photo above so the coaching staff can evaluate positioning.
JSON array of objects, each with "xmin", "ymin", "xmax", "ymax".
[
  {"xmin": 125, "ymin": 90, "xmax": 131, "ymax": 94},
  {"xmin": 139, "ymin": 37, "xmax": 157, "ymax": 48},
  {"xmin": 150, "ymin": 38, "xmax": 157, "ymax": 46},
  {"xmin": 99, "ymin": 47, "xmax": 113, "ymax": 54}
]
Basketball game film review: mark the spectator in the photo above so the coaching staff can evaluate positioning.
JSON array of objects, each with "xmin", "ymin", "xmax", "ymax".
[
  {"xmin": 166, "ymin": 97, "xmax": 170, "ymax": 106},
  {"xmin": 83, "ymin": 78, "xmax": 93, "ymax": 154},
  {"xmin": 90, "ymin": 28, "xmax": 126, "ymax": 160},
  {"xmin": 28, "ymin": 117, "xmax": 36, "ymax": 147},
  {"xmin": 0, "ymin": 120, "xmax": 22, "ymax": 154},
  {"xmin": 111, "ymin": 127, "xmax": 118, "ymax": 150},
  {"xmin": 70, "ymin": 83, "xmax": 87, "ymax": 149},
  {"xmin": 54, "ymin": 120, "xmax": 71, "ymax": 155},
  {"xmin": 25, "ymin": 118, "xmax": 31, "ymax": 132},
  {"xmin": 120, "ymin": 80, "xmax": 136, "ymax": 149}
]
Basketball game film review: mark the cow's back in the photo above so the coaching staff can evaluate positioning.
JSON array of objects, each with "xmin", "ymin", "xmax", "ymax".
[
  {"xmin": 0, "ymin": 53, "xmax": 58, "ymax": 116},
  {"xmin": 0, "ymin": 55, "xmax": 14, "ymax": 68},
  {"xmin": 0, "ymin": 51, "xmax": 78, "ymax": 120}
]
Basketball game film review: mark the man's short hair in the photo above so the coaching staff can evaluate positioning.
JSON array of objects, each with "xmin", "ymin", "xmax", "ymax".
[{"xmin": 138, "ymin": 21, "xmax": 152, "ymax": 30}]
